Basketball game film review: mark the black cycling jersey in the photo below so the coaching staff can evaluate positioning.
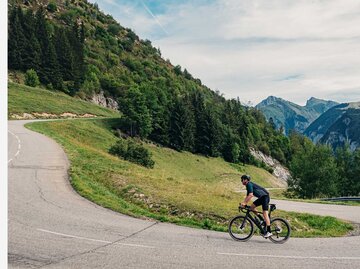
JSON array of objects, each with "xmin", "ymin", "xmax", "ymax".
[{"xmin": 246, "ymin": 182, "xmax": 269, "ymax": 198}]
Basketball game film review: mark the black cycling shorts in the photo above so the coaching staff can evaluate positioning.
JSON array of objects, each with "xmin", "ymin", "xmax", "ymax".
[{"xmin": 253, "ymin": 195, "xmax": 270, "ymax": 211}]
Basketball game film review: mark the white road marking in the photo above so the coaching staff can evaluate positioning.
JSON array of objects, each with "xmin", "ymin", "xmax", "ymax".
[
  {"xmin": 217, "ymin": 252, "xmax": 360, "ymax": 260},
  {"xmin": 8, "ymin": 130, "xmax": 21, "ymax": 163},
  {"xmin": 37, "ymin": 228, "xmax": 155, "ymax": 249}
]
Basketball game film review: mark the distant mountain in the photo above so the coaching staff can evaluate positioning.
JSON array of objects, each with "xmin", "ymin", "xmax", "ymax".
[
  {"xmin": 256, "ymin": 96, "xmax": 338, "ymax": 134},
  {"xmin": 304, "ymin": 102, "xmax": 360, "ymax": 150}
]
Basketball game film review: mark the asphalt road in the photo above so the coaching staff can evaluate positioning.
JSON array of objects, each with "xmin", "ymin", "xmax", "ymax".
[{"xmin": 8, "ymin": 120, "xmax": 360, "ymax": 269}]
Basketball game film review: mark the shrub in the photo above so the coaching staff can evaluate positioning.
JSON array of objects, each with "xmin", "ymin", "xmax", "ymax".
[
  {"xmin": 108, "ymin": 23, "xmax": 122, "ymax": 36},
  {"xmin": 109, "ymin": 138, "xmax": 155, "ymax": 168},
  {"xmin": 25, "ymin": 69, "xmax": 40, "ymax": 87},
  {"xmin": 47, "ymin": 2, "xmax": 57, "ymax": 12},
  {"xmin": 109, "ymin": 138, "xmax": 128, "ymax": 157}
]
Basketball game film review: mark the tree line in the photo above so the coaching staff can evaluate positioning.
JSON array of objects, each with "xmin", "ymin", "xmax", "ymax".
[
  {"xmin": 8, "ymin": 5, "xmax": 85, "ymax": 94},
  {"xmin": 287, "ymin": 132, "xmax": 360, "ymax": 198},
  {"xmin": 118, "ymin": 83, "xmax": 289, "ymax": 166}
]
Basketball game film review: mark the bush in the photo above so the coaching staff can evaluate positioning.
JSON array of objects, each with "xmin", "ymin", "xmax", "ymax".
[
  {"xmin": 109, "ymin": 138, "xmax": 155, "ymax": 168},
  {"xmin": 47, "ymin": 2, "xmax": 57, "ymax": 12},
  {"xmin": 108, "ymin": 23, "xmax": 122, "ymax": 36},
  {"xmin": 25, "ymin": 69, "xmax": 40, "ymax": 87}
]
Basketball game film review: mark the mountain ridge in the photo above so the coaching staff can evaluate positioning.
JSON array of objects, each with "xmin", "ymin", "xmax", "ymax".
[
  {"xmin": 256, "ymin": 96, "xmax": 338, "ymax": 134},
  {"xmin": 304, "ymin": 102, "xmax": 360, "ymax": 150}
]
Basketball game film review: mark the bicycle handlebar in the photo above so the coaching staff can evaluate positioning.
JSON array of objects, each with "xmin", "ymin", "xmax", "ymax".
[{"xmin": 238, "ymin": 205, "xmax": 251, "ymax": 213}]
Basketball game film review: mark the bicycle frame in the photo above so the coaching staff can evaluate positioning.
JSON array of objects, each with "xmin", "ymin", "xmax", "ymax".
[
  {"xmin": 240, "ymin": 204, "xmax": 276, "ymax": 234},
  {"xmin": 242, "ymin": 210, "xmax": 266, "ymax": 234}
]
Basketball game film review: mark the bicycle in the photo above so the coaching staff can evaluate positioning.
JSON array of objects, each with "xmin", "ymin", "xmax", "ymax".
[{"xmin": 228, "ymin": 204, "xmax": 291, "ymax": 244}]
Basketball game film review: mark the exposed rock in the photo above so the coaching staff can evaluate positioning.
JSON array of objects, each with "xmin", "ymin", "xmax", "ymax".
[
  {"xmin": 90, "ymin": 91, "xmax": 118, "ymax": 111},
  {"xmin": 250, "ymin": 148, "xmax": 290, "ymax": 183}
]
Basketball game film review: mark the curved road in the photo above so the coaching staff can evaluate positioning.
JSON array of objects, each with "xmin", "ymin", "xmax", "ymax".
[{"xmin": 8, "ymin": 120, "xmax": 360, "ymax": 269}]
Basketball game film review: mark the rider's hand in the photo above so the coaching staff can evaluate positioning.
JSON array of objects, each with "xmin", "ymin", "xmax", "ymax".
[{"xmin": 240, "ymin": 203, "xmax": 246, "ymax": 208}]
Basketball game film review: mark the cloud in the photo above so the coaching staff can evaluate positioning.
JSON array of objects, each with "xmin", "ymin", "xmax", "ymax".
[
  {"xmin": 139, "ymin": 0, "xmax": 169, "ymax": 35},
  {"xmin": 90, "ymin": 0, "xmax": 360, "ymax": 105}
]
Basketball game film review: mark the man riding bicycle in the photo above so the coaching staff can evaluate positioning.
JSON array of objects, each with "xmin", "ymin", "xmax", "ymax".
[{"xmin": 240, "ymin": 174, "xmax": 272, "ymax": 238}]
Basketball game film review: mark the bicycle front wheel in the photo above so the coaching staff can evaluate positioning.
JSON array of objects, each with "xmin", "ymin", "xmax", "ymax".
[
  {"xmin": 269, "ymin": 218, "xmax": 291, "ymax": 244},
  {"xmin": 228, "ymin": 216, "xmax": 254, "ymax": 241}
]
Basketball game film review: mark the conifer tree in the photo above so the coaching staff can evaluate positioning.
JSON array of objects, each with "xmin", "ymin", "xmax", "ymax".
[
  {"xmin": 69, "ymin": 22, "xmax": 85, "ymax": 91},
  {"xmin": 55, "ymin": 27, "xmax": 75, "ymax": 81},
  {"xmin": 8, "ymin": 7, "xmax": 26, "ymax": 70},
  {"xmin": 182, "ymin": 95, "xmax": 196, "ymax": 152},
  {"xmin": 191, "ymin": 92, "xmax": 212, "ymax": 155},
  {"xmin": 22, "ymin": 33, "xmax": 42, "ymax": 72}
]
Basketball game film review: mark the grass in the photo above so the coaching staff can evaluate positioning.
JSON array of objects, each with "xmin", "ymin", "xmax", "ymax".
[
  {"xmin": 26, "ymin": 118, "xmax": 354, "ymax": 237},
  {"xmin": 8, "ymin": 82, "xmax": 119, "ymax": 118}
]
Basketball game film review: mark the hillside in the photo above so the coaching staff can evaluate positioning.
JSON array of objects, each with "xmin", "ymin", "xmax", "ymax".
[
  {"xmin": 304, "ymin": 102, "xmax": 360, "ymax": 150},
  {"xmin": 8, "ymin": 0, "xmax": 291, "ymax": 165},
  {"xmin": 256, "ymin": 96, "xmax": 338, "ymax": 135},
  {"xmin": 26, "ymin": 118, "xmax": 353, "ymax": 237},
  {"xmin": 27, "ymin": 119, "xmax": 284, "ymax": 228},
  {"xmin": 8, "ymin": 82, "xmax": 119, "ymax": 119}
]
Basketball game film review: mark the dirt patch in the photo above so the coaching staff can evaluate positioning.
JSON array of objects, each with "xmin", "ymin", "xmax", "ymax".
[
  {"xmin": 347, "ymin": 223, "xmax": 360, "ymax": 236},
  {"xmin": 9, "ymin": 112, "xmax": 97, "ymax": 120}
]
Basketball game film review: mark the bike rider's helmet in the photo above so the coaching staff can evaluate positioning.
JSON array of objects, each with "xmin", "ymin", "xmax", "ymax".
[{"xmin": 241, "ymin": 174, "xmax": 251, "ymax": 181}]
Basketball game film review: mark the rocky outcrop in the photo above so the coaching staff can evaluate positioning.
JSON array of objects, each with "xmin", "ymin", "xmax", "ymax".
[
  {"xmin": 250, "ymin": 148, "xmax": 290, "ymax": 183},
  {"xmin": 90, "ymin": 91, "xmax": 118, "ymax": 111}
]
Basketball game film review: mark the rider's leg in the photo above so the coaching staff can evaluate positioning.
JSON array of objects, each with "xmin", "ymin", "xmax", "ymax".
[
  {"xmin": 250, "ymin": 203, "xmax": 258, "ymax": 214},
  {"xmin": 262, "ymin": 210, "xmax": 270, "ymax": 226},
  {"xmin": 262, "ymin": 196, "xmax": 272, "ymax": 237},
  {"xmin": 251, "ymin": 198, "xmax": 261, "ymax": 215}
]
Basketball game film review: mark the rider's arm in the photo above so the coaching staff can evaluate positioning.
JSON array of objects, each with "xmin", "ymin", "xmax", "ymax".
[
  {"xmin": 241, "ymin": 182, "xmax": 254, "ymax": 206},
  {"xmin": 242, "ymin": 193, "xmax": 254, "ymax": 205}
]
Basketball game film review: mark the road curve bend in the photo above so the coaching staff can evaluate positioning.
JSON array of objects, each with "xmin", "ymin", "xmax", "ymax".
[{"xmin": 8, "ymin": 120, "xmax": 360, "ymax": 269}]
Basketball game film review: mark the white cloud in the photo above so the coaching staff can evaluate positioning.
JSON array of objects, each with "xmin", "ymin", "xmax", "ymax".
[{"xmin": 92, "ymin": 0, "xmax": 360, "ymax": 105}]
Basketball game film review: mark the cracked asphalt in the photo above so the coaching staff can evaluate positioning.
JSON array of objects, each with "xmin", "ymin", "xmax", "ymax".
[{"xmin": 8, "ymin": 120, "xmax": 360, "ymax": 269}]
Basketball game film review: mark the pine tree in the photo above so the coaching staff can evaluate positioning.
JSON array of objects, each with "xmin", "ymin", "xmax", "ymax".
[
  {"xmin": 69, "ymin": 21, "xmax": 85, "ymax": 91},
  {"xmin": 191, "ymin": 92, "xmax": 210, "ymax": 155},
  {"xmin": 182, "ymin": 95, "xmax": 196, "ymax": 152},
  {"xmin": 22, "ymin": 33, "xmax": 42, "ymax": 72},
  {"xmin": 8, "ymin": 7, "xmax": 26, "ymax": 70},
  {"xmin": 35, "ymin": 7, "xmax": 50, "ymax": 83},
  {"xmin": 169, "ymin": 97, "xmax": 187, "ymax": 150},
  {"xmin": 55, "ymin": 27, "xmax": 75, "ymax": 81},
  {"xmin": 41, "ymin": 35, "xmax": 63, "ymax": 89}
]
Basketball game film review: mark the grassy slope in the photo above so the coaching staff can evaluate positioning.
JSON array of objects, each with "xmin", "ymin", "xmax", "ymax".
[
  {"xmin": 27, "ymin": 119, "xmax": 353, "ymax": 237},
  {"xmin": 8, "ymin": 82, "xmax": 119, "ymax": 118}
]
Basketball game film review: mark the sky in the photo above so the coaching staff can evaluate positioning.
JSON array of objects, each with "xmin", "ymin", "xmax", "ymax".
[{"xmin": 93, "ymin": 0, "xmax": 360, "ymax": 105}]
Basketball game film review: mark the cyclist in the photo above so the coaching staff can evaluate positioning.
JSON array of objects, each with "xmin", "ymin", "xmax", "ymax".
[{"xmin": 240, "ymin": 174, "xmax": 272, "ymax": 238}]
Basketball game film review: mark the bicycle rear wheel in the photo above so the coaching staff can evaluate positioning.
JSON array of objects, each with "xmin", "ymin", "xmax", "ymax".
[
  {"xmin": 228, "ymin": 216, "xmax": 254, "ymax": 241},
  {"xmin": 269, "ymin": 218, "xmax": 291, "ymax": 244}
]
